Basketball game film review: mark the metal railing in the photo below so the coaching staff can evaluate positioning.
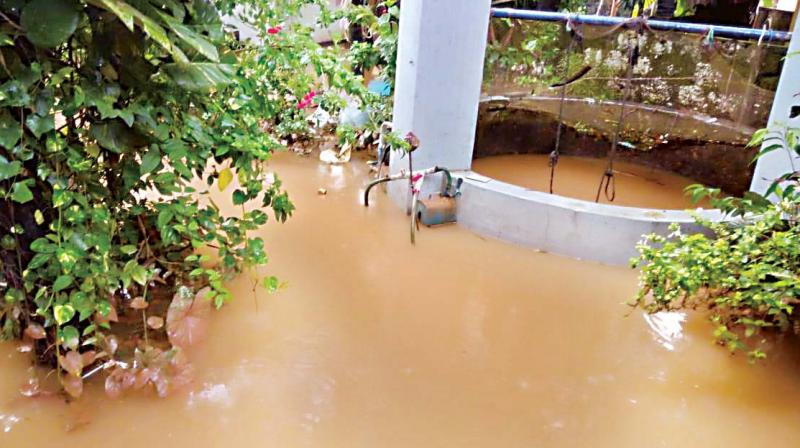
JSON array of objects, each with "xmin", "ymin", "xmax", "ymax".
[{"xmin": 490, "ymin": 8, "xmax": 792, "ymax": 42}]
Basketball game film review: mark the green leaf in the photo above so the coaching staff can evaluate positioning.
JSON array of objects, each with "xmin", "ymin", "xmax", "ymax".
[
  {"xmin": 53, "ymin": 274, "xmax": 74, "ymax": 292},
  {"xmin": 157, "ymin": 208, "xmax": 173, "ymax": 228},
  {"xmin": 25, "ymin": 114, "xmax": 55, "ymax": 138},
  {"xmin": 0, "ymin": 158, "xmax": 22, "ymax": 181},
  {"xmin": 89, "ymin": 120, "xmax": 143, "ymax": 153},
  {"xmin": 158, "ymin": 11, "xmax": 219, "ymax": 62},
  {"xmin": 92, "ymin": 0, "xmax": 188, "ymax": 64},
  {"xmin": 0, "ymin": 112, "xmax": 22, "ymax": 149},
  {"xmin": 0, "ymin": 34, "xmax": 12, "ymax": 46},
  {"xmin": 140, "ymin": 145, "xmax": 161, "ymax": 175},
  {"xmin": 232, "ymin": 189, "xmax": 247, "ymax": 205},
  {"xmin": 120, "ymin": 244, "xmax": 138, "ymax": 255},
  {"xmin": 10, "ymin": 181, "xmax": 34, "ymax": 203},
  {"xmin": 27, "ymin": 252, "xmax": 51, "ymax": 269},
  {"xmin": 34, "ymin": 209, "xmax": 44, "ymax": 225},
  {"xmin": 30, "ymin": 237, "xmax": 56, "ymax": 253},
  {"xmin": 21, "ymin": 0, "xmax": 81, "ymax": 48},
  {"xmin": 218, "ymin": 167, "xmax": 233, "ymax": 191},
  {"xmin": 161, "ymin": 63, "xmax": 235, "ymax": 91},
  {"xmin": 131, "ymin": 265, "xmax": 148, "ymax": 286},
  {"xmin": 53, "ymin": 304, "xmax": 76, "ymax": 325},
  {"xmin": 60, "ymin": 325, "xmax": 80, "ymax": 349}
]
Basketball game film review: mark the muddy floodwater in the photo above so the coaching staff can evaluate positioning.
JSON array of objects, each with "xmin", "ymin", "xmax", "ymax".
[
  {"xmin": 472, "ymin": 154, "xmax": 709, "ymax": 209},
  {"xmin": 2, "ymin": 152, "xmax": 800, "ymax": 447}
]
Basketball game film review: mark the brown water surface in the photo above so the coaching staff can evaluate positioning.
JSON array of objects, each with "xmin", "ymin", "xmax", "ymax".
[
  {"xmin": 473, "ymin": 154, "xmax": 709, "ymax": 209},
  {"xmin": 1, "ymin": 152, "xmax": 799, "ymax": 447}
]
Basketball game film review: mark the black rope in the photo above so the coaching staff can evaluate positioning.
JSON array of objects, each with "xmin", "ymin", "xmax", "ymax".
[
  {"xmin": 549, "ymin": 18, "xmax": 583, "ymax": 194},
  {"xmin": 595, "ymin": 27, "xmax": 640, "ymax": 203}
]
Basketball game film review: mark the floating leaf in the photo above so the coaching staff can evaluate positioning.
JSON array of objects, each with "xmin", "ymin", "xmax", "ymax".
[
  {"xmin": 23, "ymin": 323, "xmax": 46, "ymax": 340},
  {"xmin": 166, "ymin": 287, "xmax": 211, "ymax": 349},
  {"xmin": 21, "ymin": 0, "xmax": 80, "ymax": 48}
]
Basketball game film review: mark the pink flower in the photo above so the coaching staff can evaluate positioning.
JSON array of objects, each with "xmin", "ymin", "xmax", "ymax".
[
  {"xmin": 267, "ymin": 25, "xmax": 283, "ymax": 34},
  {"xmin": 296, "ymin": 91, "xmax": 317, "ymax": 110}
]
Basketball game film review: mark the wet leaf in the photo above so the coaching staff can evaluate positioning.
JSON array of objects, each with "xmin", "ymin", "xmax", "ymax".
[
  {"xmin": 81, "ymin": 350, "xmax": 97, "ymax": 366},
  {"xmin": 63, "ymin": 374, "xmax": 83, "ymax": 398},
  {"xmin": 60, "ymin": 350, "xmax": 83, "ymax": 377},
  {"xmin": 60, "ymin": 325, "xmax": 80, "ymax": 350},
  {"xmin": 104, "ymin": 335, "xmax": 119, "ymax": 356},
  {"xmin": 129, "ymin": 296, "xmax": 148, "ymax": 310},
  {"xmin": 146, "ymin": 315, "xmax": 164, "ymax": 330},
  {"xmin": 24, "ymin": 323, "xmax": 46, "ymax": 340},
  {"xmin": 166, "ymin": 287, "xmax": 211, "ymax": 349},
  {"xmin": 105, "ymin": 369, "xmax": 125, "ymax": 399}
]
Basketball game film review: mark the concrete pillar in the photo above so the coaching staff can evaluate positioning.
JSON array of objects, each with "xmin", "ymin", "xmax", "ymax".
[
  {"xmin": 750, "ymin": 18, "xmax": 800, "ymax": 195},
  {"xmin": 389, "ymin": 0, "xmax": 492, "ymax": 204}
]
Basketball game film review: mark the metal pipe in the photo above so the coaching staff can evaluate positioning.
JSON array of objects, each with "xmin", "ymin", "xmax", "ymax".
[{"xmin": 490, "ymin": 8, "xmax": 792, "ymax": 42}]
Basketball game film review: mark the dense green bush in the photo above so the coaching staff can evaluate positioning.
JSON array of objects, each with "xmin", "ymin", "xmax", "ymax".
[
  {"xmin": 632, "ymin": 128, "xmax": 800, "ymax": 360},
  {"xmin": 0, "ymin": 0, "xmax": 384, "ymax": 398}
]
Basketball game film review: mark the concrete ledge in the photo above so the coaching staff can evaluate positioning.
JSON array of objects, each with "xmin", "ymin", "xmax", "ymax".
[{"xmin": 455, "ymin": 172, "xmax": 724, "ymax": 265}]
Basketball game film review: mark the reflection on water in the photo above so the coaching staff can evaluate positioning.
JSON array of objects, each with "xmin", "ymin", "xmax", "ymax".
[
  {"xmin": 472, "ymin": 154, "xmax": 711, "ymax": 209},
  {"xmin": 1, "ymin": 414, "xmax": 20, "ymax": 433},
  {"xmin": 1, "ymin": 152, "xmax": 800, "ymax": 447},
  {"xmin": 643, "ymin": 312, "xmax": 687, "ymax": 352}
]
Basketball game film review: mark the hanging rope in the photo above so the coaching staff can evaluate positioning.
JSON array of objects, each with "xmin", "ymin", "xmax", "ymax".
[
  {"xmin": 549, "ymin": 17, "xmax": 584, "ymax": 194},
  {"xmin": 595, "ymin": 25, "xmax": 642, "ymax": 203}
]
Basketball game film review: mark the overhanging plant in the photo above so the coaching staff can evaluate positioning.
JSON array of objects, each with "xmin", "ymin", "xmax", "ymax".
[
  {"xmin": 0, "ymin": 0, "xmax": 376, "ymax": 398},
  {"xmin": 631, "ymin": 127, "xmax": 800, "ymax": 361}
]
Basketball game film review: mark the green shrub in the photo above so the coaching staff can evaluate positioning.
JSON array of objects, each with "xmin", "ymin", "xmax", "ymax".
[
  {"xmin": 632, "ymin": 128, "xmax": 800, "ymax": 360},
  {"xmin": 0, "ymin": 0, "xmax": 379, "ymax": 398}
]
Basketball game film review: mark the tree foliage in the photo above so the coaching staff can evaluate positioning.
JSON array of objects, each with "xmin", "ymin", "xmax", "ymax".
[
  {"xmin": 632, "ymin": 127, "xmax": 800, "ymax": 360},
  {"xmin": 0, "ymin": 0, "xmax": 386, "ymax": 398}
]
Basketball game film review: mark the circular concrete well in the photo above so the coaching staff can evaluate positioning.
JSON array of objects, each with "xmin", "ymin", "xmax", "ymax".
[{"xmin": 453, "ymin": 96, "xmax": 747, "ymax": 264}]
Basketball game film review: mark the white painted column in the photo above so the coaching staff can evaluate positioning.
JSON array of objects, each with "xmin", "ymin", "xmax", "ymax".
[
  {"xmin": 750, "ymin": 19, "xmax": 800, "ymax": 195},
  {"xmin": 389, "ymin": 0, "xmax": 492, "ymax": 204}
]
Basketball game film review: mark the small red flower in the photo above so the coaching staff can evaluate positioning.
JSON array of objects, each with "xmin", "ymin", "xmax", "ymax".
[
  {"xmin": 267, "ymin": 25, "xmax": 283, "ymax": 34},
  {"xmin": 296, "ymin": 91, "xmax": 317, "ymax": 110}
]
